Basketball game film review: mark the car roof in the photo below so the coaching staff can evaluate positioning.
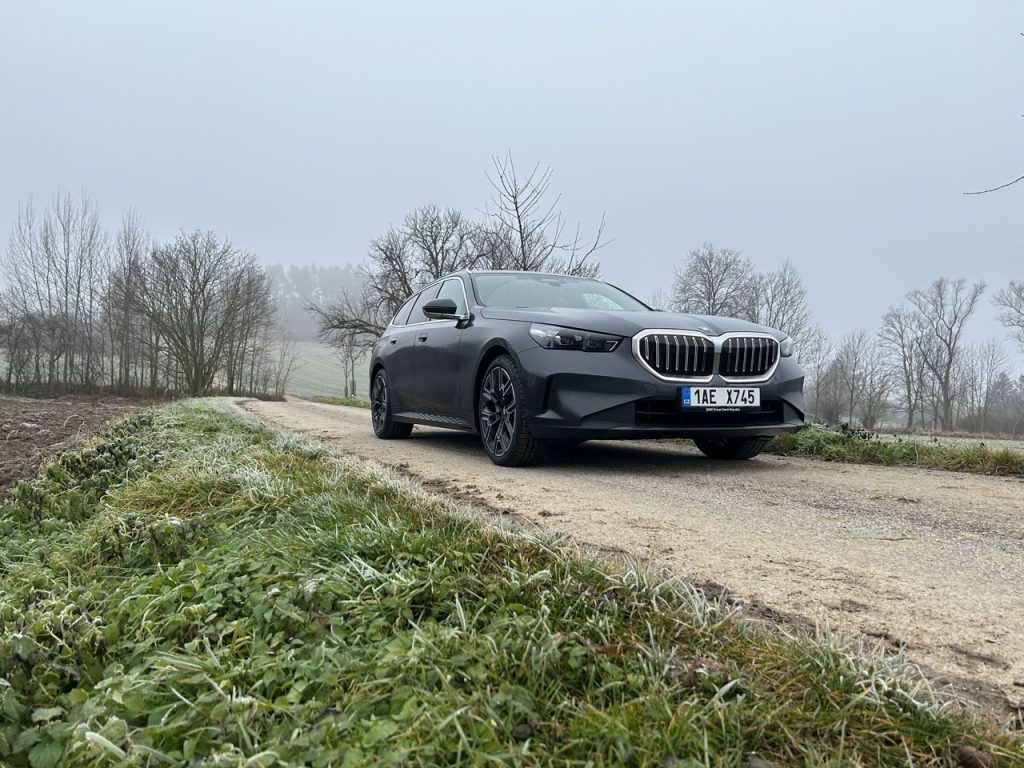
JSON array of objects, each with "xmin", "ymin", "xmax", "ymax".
[{"xmin": 458, "ymin": 269, "xmax": 600, "ymax": 279}]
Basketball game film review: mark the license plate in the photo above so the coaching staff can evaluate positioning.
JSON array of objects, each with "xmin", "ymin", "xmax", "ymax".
[{"xmin": 682, "ymin": 387, "xmax": 760, "ymax": 409}]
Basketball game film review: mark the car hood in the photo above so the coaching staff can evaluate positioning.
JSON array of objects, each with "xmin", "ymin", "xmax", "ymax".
[{"xmin": 477, "ymin": 307, "xmax": 785, "ymax": 339}]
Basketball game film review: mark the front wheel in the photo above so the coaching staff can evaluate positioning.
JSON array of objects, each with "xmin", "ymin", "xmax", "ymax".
[
  {"xmin": 370, "ymin": 370, "xmax": 412, "ymax": 439},
  {"xmin": 693, "ymin": 436, "xmax": 770, "ymax": 460},
  {"xmin": 477, "ymin": 356, "xmax": 546, "ymax": 466}
]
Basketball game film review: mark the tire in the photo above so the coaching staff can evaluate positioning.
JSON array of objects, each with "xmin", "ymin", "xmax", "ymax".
[
  {"xmin": 693, "ymin": 436, "xmax": 770, "ymax": 460},
  {"xmin": 370, "ymin": 369, "xmax": 413, "ymax": 439},
  {"xmin": 477, "ymin": 355, "xmax": 547, "ymax": 467}
]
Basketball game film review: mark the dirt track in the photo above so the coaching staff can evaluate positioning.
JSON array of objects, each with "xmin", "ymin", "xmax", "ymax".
[{"xmin": 243, "ymin": 398, "xmax": 1024, "ymax": 718}]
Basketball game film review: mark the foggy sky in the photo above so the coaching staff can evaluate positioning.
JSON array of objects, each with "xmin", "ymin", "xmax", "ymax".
[{"xmin": 2, "ymin": 2, "xmax": 1022, "ymax": 366}]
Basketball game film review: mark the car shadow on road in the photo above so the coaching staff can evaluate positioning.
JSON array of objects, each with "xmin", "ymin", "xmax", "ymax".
[{"xmin": 403, "ymin": 429, "xmax": 787, "ymax": 475}]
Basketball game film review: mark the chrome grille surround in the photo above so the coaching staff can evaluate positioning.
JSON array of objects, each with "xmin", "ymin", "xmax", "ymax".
[
  {"xmin": 635, "ymin": 332, "xmax": 715, "ymax": 381},
  {"xmin": 631, "ymin": 330, "xmax": 781, "ymax": 384}
]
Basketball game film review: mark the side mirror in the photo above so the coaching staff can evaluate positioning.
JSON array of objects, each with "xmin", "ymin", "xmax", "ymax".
[{"xmin": 422, "ymin": 298, "xmax": 461, "ymax": 320}]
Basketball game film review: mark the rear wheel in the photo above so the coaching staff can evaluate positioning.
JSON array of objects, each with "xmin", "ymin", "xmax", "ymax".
[
  {"xmin": 370, "ymin": 370, "xmax": 412, "ymax": 439},
  {"xmin": 694, "ymin": 436, "xmax": 770, "ymax": 460},
  {"xmin": 478, "ymin": 355, "xmax": 546, "ymax": 466}
]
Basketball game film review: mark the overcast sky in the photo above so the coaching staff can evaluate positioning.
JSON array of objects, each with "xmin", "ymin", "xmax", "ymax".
[{"xmin": 2, "ymin": 2, "xmax": 1022, "ymax": 365}]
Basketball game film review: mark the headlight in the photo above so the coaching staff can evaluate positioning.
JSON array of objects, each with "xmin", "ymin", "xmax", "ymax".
[
  {"xmin": 529, "ymin": 323, "xmax": 621, "ymax": 352},
  {"xmin": 779, "ymin": 336, "xmax": 796, "ymax": 357}
]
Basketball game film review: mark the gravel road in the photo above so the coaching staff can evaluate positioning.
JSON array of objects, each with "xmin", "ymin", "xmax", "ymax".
[{"xmin": 243, "ymin": 398, "xmax": 1024, "ymax": 717}]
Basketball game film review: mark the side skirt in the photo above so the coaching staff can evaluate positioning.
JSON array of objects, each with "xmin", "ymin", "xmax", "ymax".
[{"xmin": 393, "ymin": 411, "xmax": 474, "ymax": 431}]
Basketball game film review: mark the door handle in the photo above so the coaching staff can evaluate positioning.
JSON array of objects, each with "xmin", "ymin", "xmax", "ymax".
[{"xmin": 417, "ymin": 334, "xmax": 428, "ymax": 342}]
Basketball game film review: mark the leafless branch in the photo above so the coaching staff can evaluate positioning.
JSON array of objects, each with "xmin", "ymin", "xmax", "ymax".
[{"xmin": 963, "ymin": 174, "xmax": 1024, "ymax": 195}]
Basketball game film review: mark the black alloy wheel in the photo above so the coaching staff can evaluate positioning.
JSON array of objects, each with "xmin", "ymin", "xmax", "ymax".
[
  {"xmin": 693, "ymin": 436, "xmax": 770, "ymax": 460},
  {"xmin": 477, "ymin": 355, "xmax": 545, "ymax": 466},
  {"xmin": 370, "ymin": 370, "xmax": 412, "ymax": 439}
]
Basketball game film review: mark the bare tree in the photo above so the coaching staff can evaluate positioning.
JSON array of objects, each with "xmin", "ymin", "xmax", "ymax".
[
  {"xmin": 907, "ymin": 277, "xmax": 985, "ymax": 431},
  {"xmin": 43, "ymin": 192, "xmax": 109, "ymax": 387},
  {"xmin": 671, "ymin": 246, "xmax": 811, "ymax": 349},
  {"xmin": 136, "ymin": 230, "xmax": 268, "ymax": 396},
  {"xmin": 264, "ymin": 331, "xmax": 300, "ymax": 398},
  {"xmin": 311, "ymin": 285, "xmax": 391, "ymax": 355},
  {"xmin": 1, "ymin": 192, "xmax": 109, "ymax": 392},
  {"xmin": 813, "ymin": 360, "xmax": 847, "ymax": 424},
  {"xmin": 223, "ymin": 262, "xmax": 275, "ymax": 395},
  {"xmin": 362, "ymin": 225, "xmax": 418, "ymax": 314},
  {"xmin": 479, "ymin": 152, "xmax": 605, "ymax": 277},
  {"xmin": 833, "ymin": 330, "xmax": 871, "ymax": 425},
  {"xmin": 964, "ymin": 174, "xmax": 1024, "ymax": 195},
  {"xmin": 405, "ymin": 204, "xmax": 480, "ymax": 279},
  {"xmin": 987, "ymin": 373, "xmax": 1024, "ymax": 437},
  {"xmin": 994, "ymin": 280, "xmax": 1024, "ymax": 350},
  {"xmin": 822, "ymin": 330, "xmax": 893, "ymax": 428},
  {"xmin": 743, "ymin": 260, "xmax": 812, "ymax": 345},
  {"xmin": 0, "ymin": 202, "xmax": 42, "ymax": 389},
  {"xmin": 671, "ymin": 243, "xmax": 752, "ymax": 316},
  {"xmin": 958, "ymin": 339, "xmax": 1008, "ymax": 432},
  {"xmin": 335, "ymin": 332, "xmax": 368, "ymax": 398},
  {"xmin": 646, "ymin": 288, "xmax": 670, "ymax": 311},
  {"xmin": 0, "ymin": 295, "xmax": 34, "ymax": 390},
  {"xmin": 313, "ymin": 156, "xmax": 608, "ymax": 358},
  {"xmin": 796, "ymin": 324, "xmax": 834, "ymax": 419},
  {"xmin": 879, "ymin": 306, "xmax": 927, "ymax": 428},
  {"xmin": 103, "ymin": 211, "xmax": 150, "ymax": 390},
  {"xmin": 309, "ymin": 205, "xmax": 478, "ymax": 352},
  {"xmin": 858, "ymin": 346, "xmax": 895, "ymax": 430}
]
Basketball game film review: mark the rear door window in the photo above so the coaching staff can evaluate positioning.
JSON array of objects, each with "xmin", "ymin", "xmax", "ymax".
[
  {"xmin": 407, "ymin": 284, "xmax": 441, "ymax": 325},
  {"xmin": 392, "ymin": 295, "xmax": 417, "ymax": 326}
]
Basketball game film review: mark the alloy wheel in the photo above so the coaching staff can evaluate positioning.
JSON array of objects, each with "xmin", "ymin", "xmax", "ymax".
[
  {"xmin": 479, "ymin": 366, "xmax": 516, "ymax": 457},
  {"xmin": 371, "ymin": 373, "xmax": 388, "ymax": 434}
]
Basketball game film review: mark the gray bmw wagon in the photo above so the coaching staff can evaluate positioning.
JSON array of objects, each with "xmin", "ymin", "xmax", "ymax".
[{"xmin": 369, "ymin": 271, "xmax": 805, "ymax": 466}]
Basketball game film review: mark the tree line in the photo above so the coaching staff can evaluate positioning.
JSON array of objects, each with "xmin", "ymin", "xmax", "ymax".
[
  {"xmin": 816, "ymin": 277, "xmax": 1024, "ymax": 435},
  {"xmin": 669, "ymin": 244, "xmax": 1024, "ymax": 435},
  {"xmin": 0, "ymin": 193, "xmax": 289, "ymax": 398},
  {"xmin": 5, "ymin": 171, "xmax": 1021, "ymax": 436}
]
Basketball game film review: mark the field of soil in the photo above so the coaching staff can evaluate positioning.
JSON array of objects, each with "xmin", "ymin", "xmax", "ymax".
[{"xmin": 0, "ymin": 395, "xmax": 141, "ymax": 498}]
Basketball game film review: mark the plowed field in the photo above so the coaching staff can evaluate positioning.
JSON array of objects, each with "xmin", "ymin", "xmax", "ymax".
[{"xmin": 0, "ymin": 395, "xmax": 140, "ymax": 498}]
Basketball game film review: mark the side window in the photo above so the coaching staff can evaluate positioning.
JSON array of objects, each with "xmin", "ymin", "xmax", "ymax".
[
  {"xmin": 391, "ymin": 295, "xmax": 417, "ymax": 327},
  {"xmin": 408, "ymin": 284, "xmax": 441, "ymax": 324},
  {"xmin": 432, "ymin": 278, "xmax": 467, "ymax": 320}
]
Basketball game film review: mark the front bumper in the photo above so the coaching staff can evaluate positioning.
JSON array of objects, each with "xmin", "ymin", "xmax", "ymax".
[{"xmin": 515, "ymin": 344, "xmax": 805, "ymax": 441}]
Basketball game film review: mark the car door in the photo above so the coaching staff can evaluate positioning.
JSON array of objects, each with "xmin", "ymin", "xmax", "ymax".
[
  {"xmin": 412, "ymin": 277, "xmax": 468, "ymax": 419},
  {"xmin": 384, "ymin": 290, "xmax": 433, "ymax": 413}
]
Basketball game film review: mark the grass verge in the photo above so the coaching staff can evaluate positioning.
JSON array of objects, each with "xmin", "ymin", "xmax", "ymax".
[
  {"xmin": 1, "ymin": 402, "xmax": 1020, "ymax": 766},
  {"xmin": 766, "ymin": 423, "xmax": 1024, "ymax": 476}
]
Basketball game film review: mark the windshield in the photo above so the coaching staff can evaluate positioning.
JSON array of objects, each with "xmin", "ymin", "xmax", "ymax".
[{"xmin": 472, "ymin": 273, "xmax": 651, "ymax": 311}]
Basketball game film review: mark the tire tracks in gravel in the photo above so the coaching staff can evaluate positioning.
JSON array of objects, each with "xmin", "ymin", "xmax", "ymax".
[{"xmin": 241, "ymin": 398, "xmax": 1024, "ymax": 720}]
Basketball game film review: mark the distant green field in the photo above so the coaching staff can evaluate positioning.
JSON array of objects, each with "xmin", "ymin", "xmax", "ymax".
[{"xmin": 284, "ymin": 341, "xmax": 371, "ymax": 400}]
